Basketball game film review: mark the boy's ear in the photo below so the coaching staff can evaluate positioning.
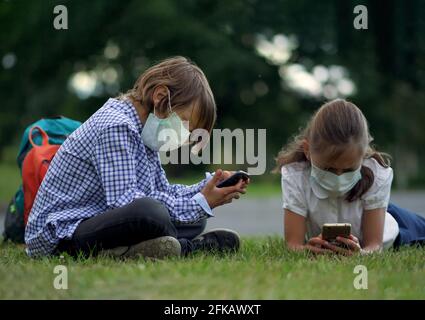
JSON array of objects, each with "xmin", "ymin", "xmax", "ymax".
[
  {"xmin": 152, "ymin": 85, "xmax": 169, "ymax": 106},
  {"xmin": 302, "ymin": 139, "xmax": 310, "ymax": 160}
]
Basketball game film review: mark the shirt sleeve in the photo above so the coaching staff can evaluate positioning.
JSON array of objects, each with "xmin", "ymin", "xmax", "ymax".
[
  {"xmin": 192, "ymin": 192, "xmax": 213, "ymax": 216},
  {"xmin": 91, "ymin": 125, "xmax": 211, "ymax": 223},
  {"xmin": 153, "ymin": 157, "xmax": 214, "ymax": 215},
  {"xmin": 361, "ymin": 160, "xmax": 394, "ymax": 211},
  {"xmin": 281, "ymin": 166, "xmax": 308, "ymax": 217},
  {"xmin": 153, "ymin": 159, "xmax": 210, "ymax": 198}
]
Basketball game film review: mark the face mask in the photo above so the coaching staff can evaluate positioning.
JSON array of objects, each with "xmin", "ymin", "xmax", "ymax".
[
  {"xmin": 310, "ymin": 161, "xmax": 362, "ymax": 196},
  {"xmin": 141, "ymin": 88, "xmax": 190, "ymax": 152}
]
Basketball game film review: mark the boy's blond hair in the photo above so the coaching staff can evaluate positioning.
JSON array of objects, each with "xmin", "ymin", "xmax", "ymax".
[{"xmin": 122, "ymin": 56, "xmax": 216, "ymax": 133}]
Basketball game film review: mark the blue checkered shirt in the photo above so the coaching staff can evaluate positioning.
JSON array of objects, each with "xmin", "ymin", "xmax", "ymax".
[{"xmin": 25, "ymin": 98, "xmax": 213, "ymax": 257}]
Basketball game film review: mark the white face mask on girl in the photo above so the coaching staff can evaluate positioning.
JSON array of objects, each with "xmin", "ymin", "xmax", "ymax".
[
  {"xmin": 310, "ymin": 161, "xmax": 362, "ymax": 196},
  {"xmin": 141, "ymin": 88, "xmax": 190, "ymax": 152}
]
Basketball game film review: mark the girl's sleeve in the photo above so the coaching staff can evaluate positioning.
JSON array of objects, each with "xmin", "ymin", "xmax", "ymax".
[
  {"xmin": 91, "ymin": 125, "xmax": 211, "ymax": 223},
  {"xmin": 281, "ymin": 166, "xmax": 308, "ymax": 217},
  {"xmin": 361, "ymin": 161, "xmax": 394, "ymax": 210}
]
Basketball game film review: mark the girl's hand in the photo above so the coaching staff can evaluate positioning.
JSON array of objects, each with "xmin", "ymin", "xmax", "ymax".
[
  {"xmin": 326, "ymin": 234, "xmax": 361, "ymax": 256},
  {"xmin": 201, "ymin": 169, "xmax": 246, "ymax": 209},
  {"xmin": 304, "ymin": 235, "xmax": 333, "ymax": 255}
]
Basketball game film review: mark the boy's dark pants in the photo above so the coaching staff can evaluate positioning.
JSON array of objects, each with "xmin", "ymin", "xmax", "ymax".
[{"xmin": 56, "ymin": 197, "xmax": 206, "ymax": 256}]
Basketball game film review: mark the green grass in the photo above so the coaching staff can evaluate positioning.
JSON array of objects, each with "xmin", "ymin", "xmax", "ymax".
[
  {"xmin": 0, "ymin": 163, "xmax": 20, "ymax": 203},
  {"xmin": 1, "ymin": 237, "xmax": 424, "ymax": 299}
]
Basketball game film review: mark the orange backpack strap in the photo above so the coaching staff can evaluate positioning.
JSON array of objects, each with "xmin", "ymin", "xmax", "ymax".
[{"xmin": 28, "ymin": 126, "xmax": 50, "ymax": 148}]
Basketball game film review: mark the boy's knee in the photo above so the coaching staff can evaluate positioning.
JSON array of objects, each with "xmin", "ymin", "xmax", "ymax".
[{"xmin": 131, "ymin": 197, "xmax": 171, "ymax": 225}]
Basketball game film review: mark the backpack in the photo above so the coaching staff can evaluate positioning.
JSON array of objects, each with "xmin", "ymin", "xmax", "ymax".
[{"xmin": 3, "ymin": 116, "xmax": 82, "ymax": 243}]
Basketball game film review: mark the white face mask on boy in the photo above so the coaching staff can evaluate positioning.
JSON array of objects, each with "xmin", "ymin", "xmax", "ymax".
[
  {"xmin": 310, "ymin": 161, "xmax": 362, "ymax": 196},
  {"xmin": 141, "ymin": 88, "xmax": 190, "ymax": 152}
]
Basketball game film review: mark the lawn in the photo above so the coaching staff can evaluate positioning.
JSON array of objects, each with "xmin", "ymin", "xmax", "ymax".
[
  {"xmin": 1, "ymin": 161, "xmax": 424, "ymax": 299},
  {"xmin": 0, "ymin": 163, "xmax": 21, "ymax": 203},
  {"xmin": 1, "ymin": 237, "xmax": 424, "ymax": 299}
]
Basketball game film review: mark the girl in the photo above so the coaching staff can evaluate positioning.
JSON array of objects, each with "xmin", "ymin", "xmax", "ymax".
[
  {"xmin": 275, "ymin": 99, "xmax": 425, "ymax": 255},
  {"xmin": 25, "ymin": 56, "xmax": 249, "ymax": 259}
]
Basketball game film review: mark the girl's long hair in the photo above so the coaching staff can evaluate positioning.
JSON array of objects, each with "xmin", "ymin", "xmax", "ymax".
[{"xmin": 273, "ymin": 99, "xmax": 391, "ymax": 202}]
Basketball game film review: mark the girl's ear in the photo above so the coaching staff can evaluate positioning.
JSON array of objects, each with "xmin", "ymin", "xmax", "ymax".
[{"xmin": 302, "ymin": 139, "xmax": 310, "ymax": 160}]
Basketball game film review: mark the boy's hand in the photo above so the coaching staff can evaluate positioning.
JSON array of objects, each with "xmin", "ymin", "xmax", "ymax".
[
  {"xmin": 221, "ymin": 170, "xmax": 250, "ymax": 191},
  {"xmin": 201, "ymin": 169, "xmax": 247, "ymax": 209},
  {"xmin": 221, "ymin": 170, "xmax": 233, "ymax": 180}
]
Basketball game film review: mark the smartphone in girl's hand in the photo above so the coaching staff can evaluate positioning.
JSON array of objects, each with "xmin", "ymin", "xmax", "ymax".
[{"xmin": 322, "ymin": 223, "xmax": 351, "ymax": 248}]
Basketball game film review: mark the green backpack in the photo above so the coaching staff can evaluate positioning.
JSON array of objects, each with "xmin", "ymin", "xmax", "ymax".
[{"xmin": 3, "ymin": 116, "xmax": 81, "ymax": 243}]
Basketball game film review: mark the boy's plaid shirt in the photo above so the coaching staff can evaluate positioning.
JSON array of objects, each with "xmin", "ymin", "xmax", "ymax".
[{"xmin": 25, "ymin": 98, "xmax": 212, "ymax": 257}]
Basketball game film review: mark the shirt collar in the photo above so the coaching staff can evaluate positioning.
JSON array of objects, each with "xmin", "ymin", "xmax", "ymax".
[{"xmin": 110, "ymin": 98, "xmax": 144, "ymax": 134}]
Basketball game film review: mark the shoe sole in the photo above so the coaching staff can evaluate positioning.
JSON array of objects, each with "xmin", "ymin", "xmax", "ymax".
[
  {"xmin": 101, "ymin": 236, "xmax": 181, "ymax": 260},
  {"xmin": 195, "ymin": 228, "xmax": 241, "ymax": 252}
]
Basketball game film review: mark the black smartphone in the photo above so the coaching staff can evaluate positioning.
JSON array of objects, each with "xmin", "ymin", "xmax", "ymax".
[{"xmin": 216, "ymin": 170, "xmax": 250, "ymax": 188}]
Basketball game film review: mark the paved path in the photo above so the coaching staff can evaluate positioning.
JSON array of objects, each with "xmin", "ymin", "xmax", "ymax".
[
  {"xmin": 207, "ymin": 191, "xmax": 425, "ymax": 235},
  {"xmin": 1, "ymin": 191, "xmax": 424, "ymax": 237}
]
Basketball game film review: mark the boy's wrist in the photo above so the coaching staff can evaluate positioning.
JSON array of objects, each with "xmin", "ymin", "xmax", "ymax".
[{"xmin": 192, "ymin": 192, "xmax": 213, "ymax": 216}]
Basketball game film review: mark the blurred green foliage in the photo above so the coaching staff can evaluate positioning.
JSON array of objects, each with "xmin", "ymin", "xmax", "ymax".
[{"xmin": 0, "ymin": 0, "xmax": 424, "ymax": 187}]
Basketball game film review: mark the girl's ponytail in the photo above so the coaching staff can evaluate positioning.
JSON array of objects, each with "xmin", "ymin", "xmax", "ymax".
[{"xmin": 345, "ymin": 147, "xmax": 391, "ymax": 202}]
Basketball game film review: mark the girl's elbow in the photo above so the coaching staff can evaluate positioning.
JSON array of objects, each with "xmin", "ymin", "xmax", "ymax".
[{"xmin": 285, "ymin": 240, "xmax": 305, "ymax": 252}]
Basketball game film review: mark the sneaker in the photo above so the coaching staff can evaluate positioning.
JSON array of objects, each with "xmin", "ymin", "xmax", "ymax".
[
  {"xmin": 100, "ymin": 236, "xmax": 181, "ymax": 259},
  {"xmin": 191, "ymin": 228, "xmax": 240, "ymax": 253}
]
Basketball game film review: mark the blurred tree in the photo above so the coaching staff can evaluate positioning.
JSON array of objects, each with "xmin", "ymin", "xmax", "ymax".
[{"xmin": 0, "ymin": 0, "xmax": 424, "ymax": 185}]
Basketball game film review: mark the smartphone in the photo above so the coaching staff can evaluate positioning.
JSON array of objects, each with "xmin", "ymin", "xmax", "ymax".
[
  {"xmin": 322, "ymin": 223, "xmax": 351, "ymax": 247},
  {"xmin": 216, "ymin": 170, "xmax": 250, "ymax": 188}
]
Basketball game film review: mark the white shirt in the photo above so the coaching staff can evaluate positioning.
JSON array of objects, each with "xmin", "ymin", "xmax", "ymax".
[{"xmin": 281, "ymin": 158, "xmax": 399, "ymax": 249}]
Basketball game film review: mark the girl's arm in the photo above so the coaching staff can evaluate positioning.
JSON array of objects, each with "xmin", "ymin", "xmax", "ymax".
[
  {"xmin": 284, "ymin": 209, "xmax": 332, "ymax": 254},
  {"xmin": 360, "ymin": 208, "xmax": 385, "ymax": 253}
]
